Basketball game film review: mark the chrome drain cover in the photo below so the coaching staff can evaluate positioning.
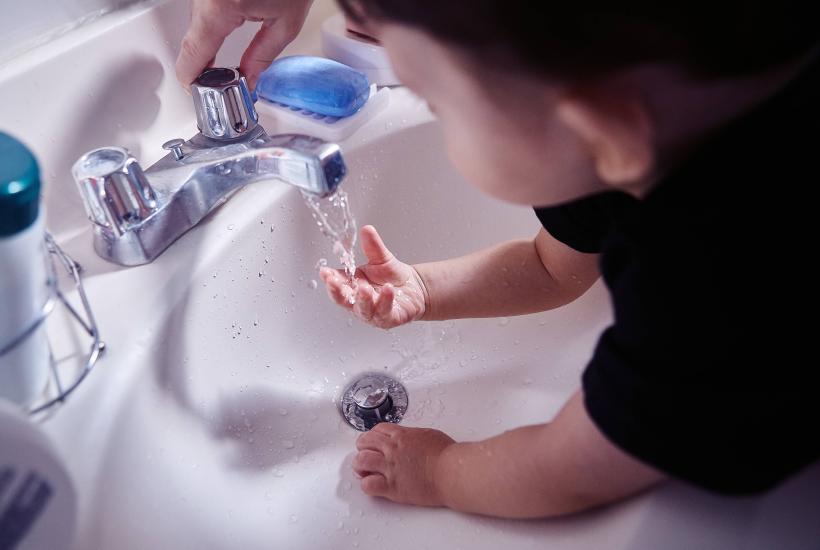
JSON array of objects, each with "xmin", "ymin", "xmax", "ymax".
[{"xmin": 339, "ymin": 373, "xmax": 408, "ymax": 431}]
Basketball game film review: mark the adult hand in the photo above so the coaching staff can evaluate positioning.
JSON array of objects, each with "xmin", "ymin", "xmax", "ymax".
[{"xmin": 176, "ymin": 0, "xmax": 312, "ymax": 90}]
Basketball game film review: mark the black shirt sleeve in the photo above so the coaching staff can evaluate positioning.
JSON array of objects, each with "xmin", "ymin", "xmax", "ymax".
[{"xmin": 533, "ymin": 191, "xmax": 639, "ymax": 254}]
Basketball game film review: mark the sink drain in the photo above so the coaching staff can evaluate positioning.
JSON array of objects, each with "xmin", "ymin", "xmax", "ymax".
[{"xmin": 339, "ymin": 373, "xmax": 408, "ymax": 431}]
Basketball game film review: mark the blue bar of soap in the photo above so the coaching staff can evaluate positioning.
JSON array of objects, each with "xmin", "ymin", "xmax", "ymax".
[{"xmin": 256, "ymin": 56, "xmax": 370, "ymax": 118}]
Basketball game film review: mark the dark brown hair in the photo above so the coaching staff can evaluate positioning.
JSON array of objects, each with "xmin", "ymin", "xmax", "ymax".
[{"xmin": 338, "ymin": 1, "xmax": 818, "ymax": 80}]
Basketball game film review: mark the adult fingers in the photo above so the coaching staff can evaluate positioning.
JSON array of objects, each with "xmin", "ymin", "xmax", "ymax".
[
  {"xmin": 176, "ymin": 1, "xmax": 244, "ymax": 89},
  {"xmin": 240, "ymin": 19, "xmax": 293, "ymax": 89},
  {"xmin": 241, "ymin": 0, "xmax": 310, "ymax": 88}
]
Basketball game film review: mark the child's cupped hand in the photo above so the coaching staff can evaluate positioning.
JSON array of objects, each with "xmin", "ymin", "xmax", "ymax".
[{"xmin": 319, "ymin": 225, "xmax": 428, "ymax": 329}]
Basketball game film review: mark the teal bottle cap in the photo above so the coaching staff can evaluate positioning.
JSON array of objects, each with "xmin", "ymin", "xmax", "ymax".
[{"xmin": 0, "ymin": 132, "xmax": 41, "ymax": 237}]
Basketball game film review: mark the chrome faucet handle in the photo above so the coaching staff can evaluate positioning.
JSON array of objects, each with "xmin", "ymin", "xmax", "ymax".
[
  {"xmin": 72, "ymin": 147, "xmax": 157, "ymax": 235},
  {"xmin": 191, "ymin": 67, "xmax": 258, "ymax": 140}
]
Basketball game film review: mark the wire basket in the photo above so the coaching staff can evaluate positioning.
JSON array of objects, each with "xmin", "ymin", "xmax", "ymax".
[{"xmin": 0, "ymin": 233, "xmax": 105, "ymax": 418}]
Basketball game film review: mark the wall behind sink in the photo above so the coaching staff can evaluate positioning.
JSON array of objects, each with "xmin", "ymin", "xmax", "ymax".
[
  {"xmin": 0, "ymin": 0, "xmax": 337, "ymax": 244},
  {"xmin": 0, "ymin": 0, "xmax": 145, "ymax": 65}
]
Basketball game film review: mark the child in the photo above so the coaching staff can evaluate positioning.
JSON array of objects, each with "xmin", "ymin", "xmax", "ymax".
[{"xmin": 178, "ymin": 1, "xmax": 819, "ymax": 518}]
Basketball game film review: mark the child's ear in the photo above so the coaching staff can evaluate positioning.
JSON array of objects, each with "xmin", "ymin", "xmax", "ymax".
[{"xmin": 556, "ymin": 91, "xmax": 655, "ymax": 188}]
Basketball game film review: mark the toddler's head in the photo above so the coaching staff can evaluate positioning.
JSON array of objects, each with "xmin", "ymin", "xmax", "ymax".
[{"xmin": 339, "ymin": 1, "xmax": 816, "ymax": 206}]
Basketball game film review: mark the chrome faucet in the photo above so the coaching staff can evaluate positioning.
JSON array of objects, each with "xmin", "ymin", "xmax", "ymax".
[{"xmin": 72, "ymin": 67, "xmax": 346, "ymax": 266}]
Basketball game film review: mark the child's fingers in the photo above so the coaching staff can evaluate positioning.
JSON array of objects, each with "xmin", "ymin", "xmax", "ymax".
[
  {"xmin": 322, "ymin": 274, "xmax": 348, "ymax": 303},
  {"xmin": 360, "ymin": 225, "xmax": 394, "ymax": 265},
  {"xmin": 325, "ymin": 283, "xmax": 353, "ymax": 309},
  {"xmin": 318, "ymin": 266, "xmax": 334, "ymax": 282},
  {"xmin": 321, "ymin": 270, "xmax": 354, "ymax": 309},
  {"xmin": 370, "ymin": 421, "xmax": 401, "ymax": 437},
  {"xmin": 340, "ymin": 285, "xmax": 356, "ymax": 305},
  {"xmin": 356, "ymin": 430, "xmax": 390, "ymax": 451},
  {"xmin": 360, "ymin": 474, "xmax": 389, "ymax": 497},
  {"xmin": 319, "ymin": 266, "xmax": 347, "ymax": 283},
  {"xmin": 374, "ymin": 283, "xmax": 395, "ymax": 319},
  {"xmin": 352, "ymin": 450, "xmax": 386, "ymax": 476},
  {"xmin": 354, "ymin": 283, "xmax": 376, "ymax": 321}
]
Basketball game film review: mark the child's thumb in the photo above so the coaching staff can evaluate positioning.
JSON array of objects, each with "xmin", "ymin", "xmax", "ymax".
[{"xmin": 360, "ymin": 225, "xmax": 394, "ymax": 265}]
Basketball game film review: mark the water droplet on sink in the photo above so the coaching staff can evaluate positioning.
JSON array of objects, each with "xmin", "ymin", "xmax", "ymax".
[
  {"xmin": 308, "ymin": 279, "xmax": 318, "ymax": 289},
  {"xmin": 498, "ymin": 317, "xmax": 510, "ymax": 326},
  {"xmin": 227, "ymin": 224, "xmax": 235, "ymax": 231},
  {"xmin": 279, "ymin": 408, "xmax": 288, "ymax": 416},
  {"xmin": 281, "ymin": 439, "xmax": 295, "ymax": 449}
]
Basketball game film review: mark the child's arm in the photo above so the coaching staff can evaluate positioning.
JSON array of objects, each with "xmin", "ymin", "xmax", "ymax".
[
  {"xmin": 319, "ymin": 225, "xmax": 599, "ymax": 327},
  {"xmin": 353, "ymin": 389, "xmax": 665, "ymax": 518},
  {"xmin": 416, "ymin": 225, "xmax": 599, "ymax": 320}
]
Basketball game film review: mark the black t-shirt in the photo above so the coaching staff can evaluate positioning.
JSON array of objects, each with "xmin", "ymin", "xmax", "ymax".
[{"xmin": 534, "ymin": 54, "xmax": 820, "ymax": 495}]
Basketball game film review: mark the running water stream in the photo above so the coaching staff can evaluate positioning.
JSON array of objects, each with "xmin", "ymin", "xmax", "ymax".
[{"xmin": 301, "ymin": 190, "xmax": 358, "ymax": 302}]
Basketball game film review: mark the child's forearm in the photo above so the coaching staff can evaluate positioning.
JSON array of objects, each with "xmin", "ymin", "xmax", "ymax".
[
  {"xmin": 414, "ymin": 230, "xmax": 598, "ymax": 320},
  {"xmin": 433, "ymin": 390, "xmax": 664, "ymax": 518}
]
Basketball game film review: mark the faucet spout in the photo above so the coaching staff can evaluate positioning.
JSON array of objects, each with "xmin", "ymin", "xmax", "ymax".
[{"xmin": 175, "ymin": 130, "xmax": 346, "ymax": 198}]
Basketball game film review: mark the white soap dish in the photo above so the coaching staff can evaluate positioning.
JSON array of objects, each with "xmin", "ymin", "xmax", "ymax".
[
  {"xmin": 256, "ymin": 83, "xmax": 391, "ymax": 142},
  {"xmin": 321, "ymin": 13, "xmax": 399, "ymax": 86}
]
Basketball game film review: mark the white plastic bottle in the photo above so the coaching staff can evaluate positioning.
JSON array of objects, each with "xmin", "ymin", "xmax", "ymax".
[{"xmin": 0, "ymin": 132, "xmax": 50, "ymax": 408}]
